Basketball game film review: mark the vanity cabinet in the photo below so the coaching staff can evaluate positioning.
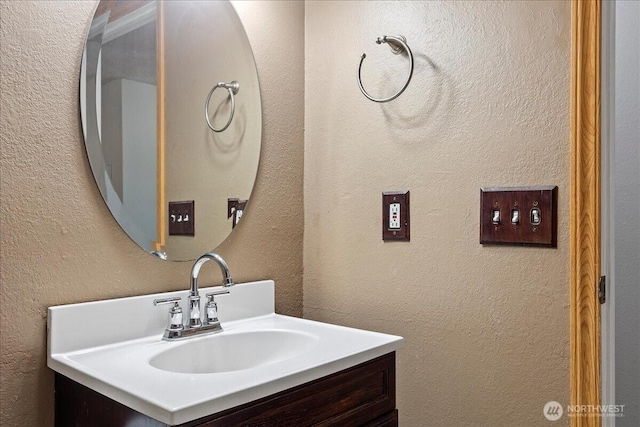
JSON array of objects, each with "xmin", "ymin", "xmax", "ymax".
[{"xmin": 55, "ymin": 352, "xmax": 398, "ymax": 427}]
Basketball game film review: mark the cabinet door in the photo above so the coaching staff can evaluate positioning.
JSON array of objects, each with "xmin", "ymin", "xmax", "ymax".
[
  {"xmin": 183, "ymin": 353, "xmax": 397, "ymax": 427},
  {"xmin": 56, "ymin": 353, "xmax": 397, "ymax": 427}
]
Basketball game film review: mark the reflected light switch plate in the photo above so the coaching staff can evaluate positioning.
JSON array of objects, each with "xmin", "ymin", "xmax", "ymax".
[{"xmin": 169, "ymin": 200, "xmax": 195, "ymax": 236}]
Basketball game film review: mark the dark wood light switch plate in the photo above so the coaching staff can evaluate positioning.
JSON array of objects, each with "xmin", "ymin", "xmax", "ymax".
[
  {"xmin": 480, "ymin": 186, "xmax": 557, "ymax": 247},
  {"xmin": 168, "ymin": 200, "xmax": 195, "ymax": 236}
]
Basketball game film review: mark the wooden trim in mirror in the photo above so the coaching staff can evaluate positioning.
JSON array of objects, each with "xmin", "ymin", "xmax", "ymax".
[
  {"xmin": 570, "ymin": 1, "xmax": 601, "ymax": 426},
  {"xmin": 153, "ymin": 1, "xmax": 166, "ymax": 253}
]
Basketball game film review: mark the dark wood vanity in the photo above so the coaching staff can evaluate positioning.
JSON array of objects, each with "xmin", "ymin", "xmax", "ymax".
[{"xmin": 55, "ymin": 352, "xmax": 398, "ymax": 426}]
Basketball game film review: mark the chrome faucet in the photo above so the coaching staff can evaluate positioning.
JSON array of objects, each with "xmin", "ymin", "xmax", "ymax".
[
  {"xmin": 188, "ymin": 252, "xmax": 233, "ymax": 327},
  {"xmin": 153, "ymin": 252, "xmax": 234, "ymax": 340}
]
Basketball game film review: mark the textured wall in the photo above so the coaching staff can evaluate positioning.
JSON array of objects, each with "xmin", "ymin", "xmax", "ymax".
[
  {"xmin": 304, "ymin": 1, "xmax": 570, "ymax": 426},
  {"xmin": 0, "ymin": 1, "xmax": 304, "ymax": 426}
]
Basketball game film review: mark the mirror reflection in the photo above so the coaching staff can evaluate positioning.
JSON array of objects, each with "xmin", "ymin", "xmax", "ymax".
[{"xmin": 81, "ymin": 0, "xmax": 261, "ymax": 261}]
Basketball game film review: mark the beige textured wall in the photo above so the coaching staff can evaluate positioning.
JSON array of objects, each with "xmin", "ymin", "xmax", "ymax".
[
  {"xmin": 304, "ymin": 1, "xmax": 570, "ymax": 426},
  {"xmin": 0, "ymin": 1, "xmax": 304, "ymax": 426}
]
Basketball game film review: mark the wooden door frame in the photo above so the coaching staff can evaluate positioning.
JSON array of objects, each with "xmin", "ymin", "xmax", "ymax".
[{"xmin": 570, "ymin": 1, "xmax": 601, "ymax": 426}]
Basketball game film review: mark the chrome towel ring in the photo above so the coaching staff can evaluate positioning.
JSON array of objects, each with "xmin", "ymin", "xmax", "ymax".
[
  {"xmin": 205, "ymin": 81, "xmax": 240, "ymax": 132},
  {"xmin": 358, "ymin": 35, "xmax": 414, "ymax": 103}
]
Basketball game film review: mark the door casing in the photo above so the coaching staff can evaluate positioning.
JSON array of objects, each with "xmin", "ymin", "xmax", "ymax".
[{"xmin": 570, "ymin": 1, "xmax": 602, "ymax": 426}]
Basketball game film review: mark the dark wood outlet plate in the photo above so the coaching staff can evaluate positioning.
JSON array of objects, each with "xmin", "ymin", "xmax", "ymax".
[
  {"xmin": 382, "ymin": 191, "xmax": 410, "ymax": 241},
  {"xmin": 480, "ymin": 186, "xmax": 557, "ymax": 247}
]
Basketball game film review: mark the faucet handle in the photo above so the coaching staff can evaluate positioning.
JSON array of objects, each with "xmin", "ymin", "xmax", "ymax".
[
  {"xmin": 204, "ymin": 290, "xmax": 229, "ymax": 324},
  {"xmin": 153, "ymin": 297, "xmax": 184, "ymax": 332},
  {"xmin": 153, "ymin": 296, "xmax": 182, "ymax": 306},
  {"xmin": 205, "ymin": 289, "xmax": 230, "ymax": 301}
]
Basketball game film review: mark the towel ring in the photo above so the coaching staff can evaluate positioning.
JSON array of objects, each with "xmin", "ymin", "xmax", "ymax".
[
  {"xmin": 205, "ymin": 81, "xmax": 240, "ymax": 132},
  {"xmin": 358, "ymin": 35, "xmax": 414, "ymax": 103}
]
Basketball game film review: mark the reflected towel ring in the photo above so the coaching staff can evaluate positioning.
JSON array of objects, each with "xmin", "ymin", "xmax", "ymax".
[
  {"xmin": 358, "ymin": 35, "xmax": 414, "ymax": 103},
  {"xmin": 205, "ymin": 81, "xmax": 240, "ymax": 132}
]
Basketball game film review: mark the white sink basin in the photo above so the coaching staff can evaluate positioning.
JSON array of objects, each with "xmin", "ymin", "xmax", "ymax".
[
  {"xmin": 48, "ymin": 280, "xmax": 403, "ymax": 425},
  {"xmin": 149, "ymin": 329, "xmax": 319, "ymax": 374}
]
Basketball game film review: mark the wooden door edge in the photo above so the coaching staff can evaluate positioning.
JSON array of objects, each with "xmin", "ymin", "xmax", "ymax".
[{"xmin": 570, "ymin": 1, "xmax": 601, "ymax": 426}]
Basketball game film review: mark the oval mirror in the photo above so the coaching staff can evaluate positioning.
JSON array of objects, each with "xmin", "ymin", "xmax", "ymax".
[{"xmin": 81, "ymin": 0, "xmax": 261, "ymax": 261}]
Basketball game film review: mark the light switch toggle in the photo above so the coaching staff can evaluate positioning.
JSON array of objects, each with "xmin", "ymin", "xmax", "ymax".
[
  {"xmin": 491, "ymin": 210, "xmax": 500, "ymax": 224},
  {"xmin": 511, "ymin": 209, "xmax": 520, "ymax": 225},
  {"xmin": 530, "ymin": 208, "xmax": 541, "ymax": 225}
]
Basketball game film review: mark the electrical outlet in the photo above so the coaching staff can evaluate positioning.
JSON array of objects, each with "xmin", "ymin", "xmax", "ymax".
[
  {"xmin": 389, "ymin": 203, "xmax": 401, "ymax": 229},
  {"xmin": 382, "ymin": 191, "xmax": 409, "ymax": 241}
]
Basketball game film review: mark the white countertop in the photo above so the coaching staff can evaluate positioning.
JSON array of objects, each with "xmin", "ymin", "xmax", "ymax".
[{"xmin": 48, "ymin": 280, "xmax": 404, "ymax": 425}]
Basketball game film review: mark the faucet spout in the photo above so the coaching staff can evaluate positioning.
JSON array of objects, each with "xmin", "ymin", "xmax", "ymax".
[
  {"xmin": 190, "ymin": 252, "xmax": 234, "ymax": 296},
  {"xmin": 187, "ymin": 253, "xmax": 233, "ymax": 328}
]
